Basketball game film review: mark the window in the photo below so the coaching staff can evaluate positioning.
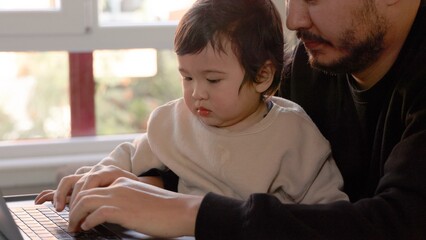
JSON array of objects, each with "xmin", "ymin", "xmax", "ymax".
[
  {"xmin": 0, "ymin": 0, "xmax": 196, "ymax": 194},
  {"xmin": 0, "ymin": 0, "xmax": 194, "ymax": 140},
  {"xmin": 0, "ymin": 0, "xmax": 285, "ymax": 194}
]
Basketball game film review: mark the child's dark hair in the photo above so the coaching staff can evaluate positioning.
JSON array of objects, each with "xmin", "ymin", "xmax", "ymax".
[{"xmin": 174, "ymin": 0, "xmax": 284, "ymax": 98}]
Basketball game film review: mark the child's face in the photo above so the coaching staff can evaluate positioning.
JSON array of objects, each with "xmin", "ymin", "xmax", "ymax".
[{"xmin": 178, "ymin": 40, "xmax": 266, "ymax": 130}]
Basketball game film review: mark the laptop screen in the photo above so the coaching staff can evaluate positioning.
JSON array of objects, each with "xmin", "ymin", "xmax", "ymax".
[{"xmin": 0, "ymin": 191, "xmax": 24, "ymax": 240}]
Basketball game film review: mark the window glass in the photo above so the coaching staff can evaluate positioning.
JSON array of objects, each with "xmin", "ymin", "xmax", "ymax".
[
  {"xmin": 94, "ymin": 49, "xmax": 182, "ymax": 135},
  {"xmin": 0, "ymin": 49, "xmax": 183, "ymax": 141},
  {"xmin": 0, "ymin": 52, "xmax": 69, "ymax": 141},
  {"xmin": 99, "ymin": 0, "xmax": 196, "ymax": 26}
]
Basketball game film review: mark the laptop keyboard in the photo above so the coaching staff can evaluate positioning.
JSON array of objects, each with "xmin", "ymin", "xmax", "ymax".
[{"xmin": 10, "ymin": 205, "xmax": 120, "ymax": 240}]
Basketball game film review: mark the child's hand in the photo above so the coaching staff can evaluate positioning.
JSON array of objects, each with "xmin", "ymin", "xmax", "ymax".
[
  {"xmin": 34, "ymin": 174, "xmax": 83, "ymax": 210},
  {"xmin": 35, "ymin": 165, "xmax": 139, "ymax": 212}
]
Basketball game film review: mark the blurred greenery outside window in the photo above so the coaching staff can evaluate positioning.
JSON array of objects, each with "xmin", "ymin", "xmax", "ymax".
[
  {"xmin": 0, "ymin": 52, "xmax": 69, "ymax": 140},
  {"xmin": 0, "ymin": 49, "xmax": 182, "ymax": 141},
  {"xmin": 94, "ymin": 49, "xmax": 182, "ymax": 136},
  {"xmin": 0, "ymin": 0, "xmax": 196, "ymax": 141}
]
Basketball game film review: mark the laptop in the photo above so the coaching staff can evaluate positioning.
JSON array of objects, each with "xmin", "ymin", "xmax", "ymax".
[{"xmin": 0, "ymin": 191, "xmax": 194, "ymax": 240}]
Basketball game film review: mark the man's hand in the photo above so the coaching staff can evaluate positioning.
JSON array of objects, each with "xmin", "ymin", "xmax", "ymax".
[{"xmin": 68, "ymin": 177, "xmax": 202, "ymax": 238}]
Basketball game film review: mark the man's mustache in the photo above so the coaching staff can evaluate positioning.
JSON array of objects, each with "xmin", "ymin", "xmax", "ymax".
[{"xmin": 296, "ymin": 30, "xmax": 331, "ymax": 46}]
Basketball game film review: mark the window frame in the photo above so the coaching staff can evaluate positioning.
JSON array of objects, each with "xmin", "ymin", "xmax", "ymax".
[
  {"xmin": 0, "ymin": 0, "xmax": 284, "ymax": 51},
  {"xmin": 0, "ymin": 0, "xmax": 90, "ymax": 36},
  {"xmin": 0, "ymin": 0, "xmax": 176, "ymax": 51}
]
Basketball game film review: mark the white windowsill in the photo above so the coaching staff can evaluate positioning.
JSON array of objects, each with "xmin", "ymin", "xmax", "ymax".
[{"xmin": 0, "ymin": 134, "xmax": 138, "ymax": 195}]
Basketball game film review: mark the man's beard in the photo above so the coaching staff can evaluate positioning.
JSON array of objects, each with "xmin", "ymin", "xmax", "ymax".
[
  {"xmin": 307, "ymin": 28, "xmax": 385, "ymax": 74},
  {"xmin": 297, "ymin": 1, "xmax": 388, "ymax": 74}
]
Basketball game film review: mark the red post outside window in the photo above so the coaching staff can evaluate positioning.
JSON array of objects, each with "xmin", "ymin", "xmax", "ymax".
[{"xmin": 69, "ymin": 52, "xmax": 96, "ymax": 137}]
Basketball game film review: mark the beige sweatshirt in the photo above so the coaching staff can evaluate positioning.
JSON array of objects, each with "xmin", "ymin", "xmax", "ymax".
[{"xmin": 84, "ymin": 97, "xmax": 348, "ymax": 204}]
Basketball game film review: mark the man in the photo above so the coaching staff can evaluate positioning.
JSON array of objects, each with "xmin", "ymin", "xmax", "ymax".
[
  {"xmin": 38, "ymin": 0, "xmax": 426, "ymax": 239},
  {"xmin": 194, "ymin": 0, "xmax": 425, "ymax": 238}
]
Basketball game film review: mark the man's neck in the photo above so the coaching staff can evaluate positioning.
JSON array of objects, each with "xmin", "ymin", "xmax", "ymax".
[
  {"xmin": 351, "ymin": 48, "xmax": 398, "ymax": 90},
  {"xmin": 352, "ymin": 0, "xmax": 420, "ymax": 90}
]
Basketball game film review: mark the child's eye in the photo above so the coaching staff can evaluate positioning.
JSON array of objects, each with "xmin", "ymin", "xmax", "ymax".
[
  {"xmin": 183, "ymin": 76, "xmax": 192, "ymax": 81},
  {"xmin": 305, "ymin": 0, "xmax": 317, "ymax": 5},
  {"xmin": 207, "ymin": 79, "xmax": 220, "ymax": 83}
]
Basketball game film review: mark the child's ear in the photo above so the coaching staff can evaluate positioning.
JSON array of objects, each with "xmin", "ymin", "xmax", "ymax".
[{"xmin": 254, "ymin": 60, "xmax": 275, "ymax": 93}]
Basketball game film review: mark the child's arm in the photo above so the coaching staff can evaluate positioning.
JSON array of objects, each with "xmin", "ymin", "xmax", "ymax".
[
  {"xmin": 270, "ymin": 151, "xmax": 348, "ymax": 204},
  {"xmin": 35, "ymin": 133, "xmax": 167, "ymax": 210},
  {"xmin": 77, "ymin": 133, "xmax": 165, "ymax": 175},
  {"xmin": 298, "ymin": 153, "xmax": 349, "ymax": 203}
]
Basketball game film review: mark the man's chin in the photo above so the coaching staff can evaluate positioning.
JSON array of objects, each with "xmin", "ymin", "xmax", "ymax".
[
  {"xmin": 309, "ymin": 59, "xmax": 348, "ymax": 75},
  {"xmin": 306, "ymin": 51, "xmax": 355, "ymax": 75}
]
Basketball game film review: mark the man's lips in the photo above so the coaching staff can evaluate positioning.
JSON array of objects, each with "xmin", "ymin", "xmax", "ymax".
[
  {"xmin": 197, "ymin": 107, "xmax": 211, "ymax": 117},
  {"xmin": 297, "ymin": 31, "xmax": 330, "ymax": 51},
  {"xmin": 303, "ymin": 39, "xmax": 323, "ymax": 50}
]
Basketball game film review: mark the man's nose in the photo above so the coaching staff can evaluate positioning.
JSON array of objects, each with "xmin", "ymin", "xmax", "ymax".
[{"xmin": 286, "ymin": 0, "xmax": 312, "ymax": 31}]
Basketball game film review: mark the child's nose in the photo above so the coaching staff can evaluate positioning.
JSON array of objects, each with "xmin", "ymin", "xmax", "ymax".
[{"xmin": 192, "ymin": 81, "xmax": 208, "ymax": 100}]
